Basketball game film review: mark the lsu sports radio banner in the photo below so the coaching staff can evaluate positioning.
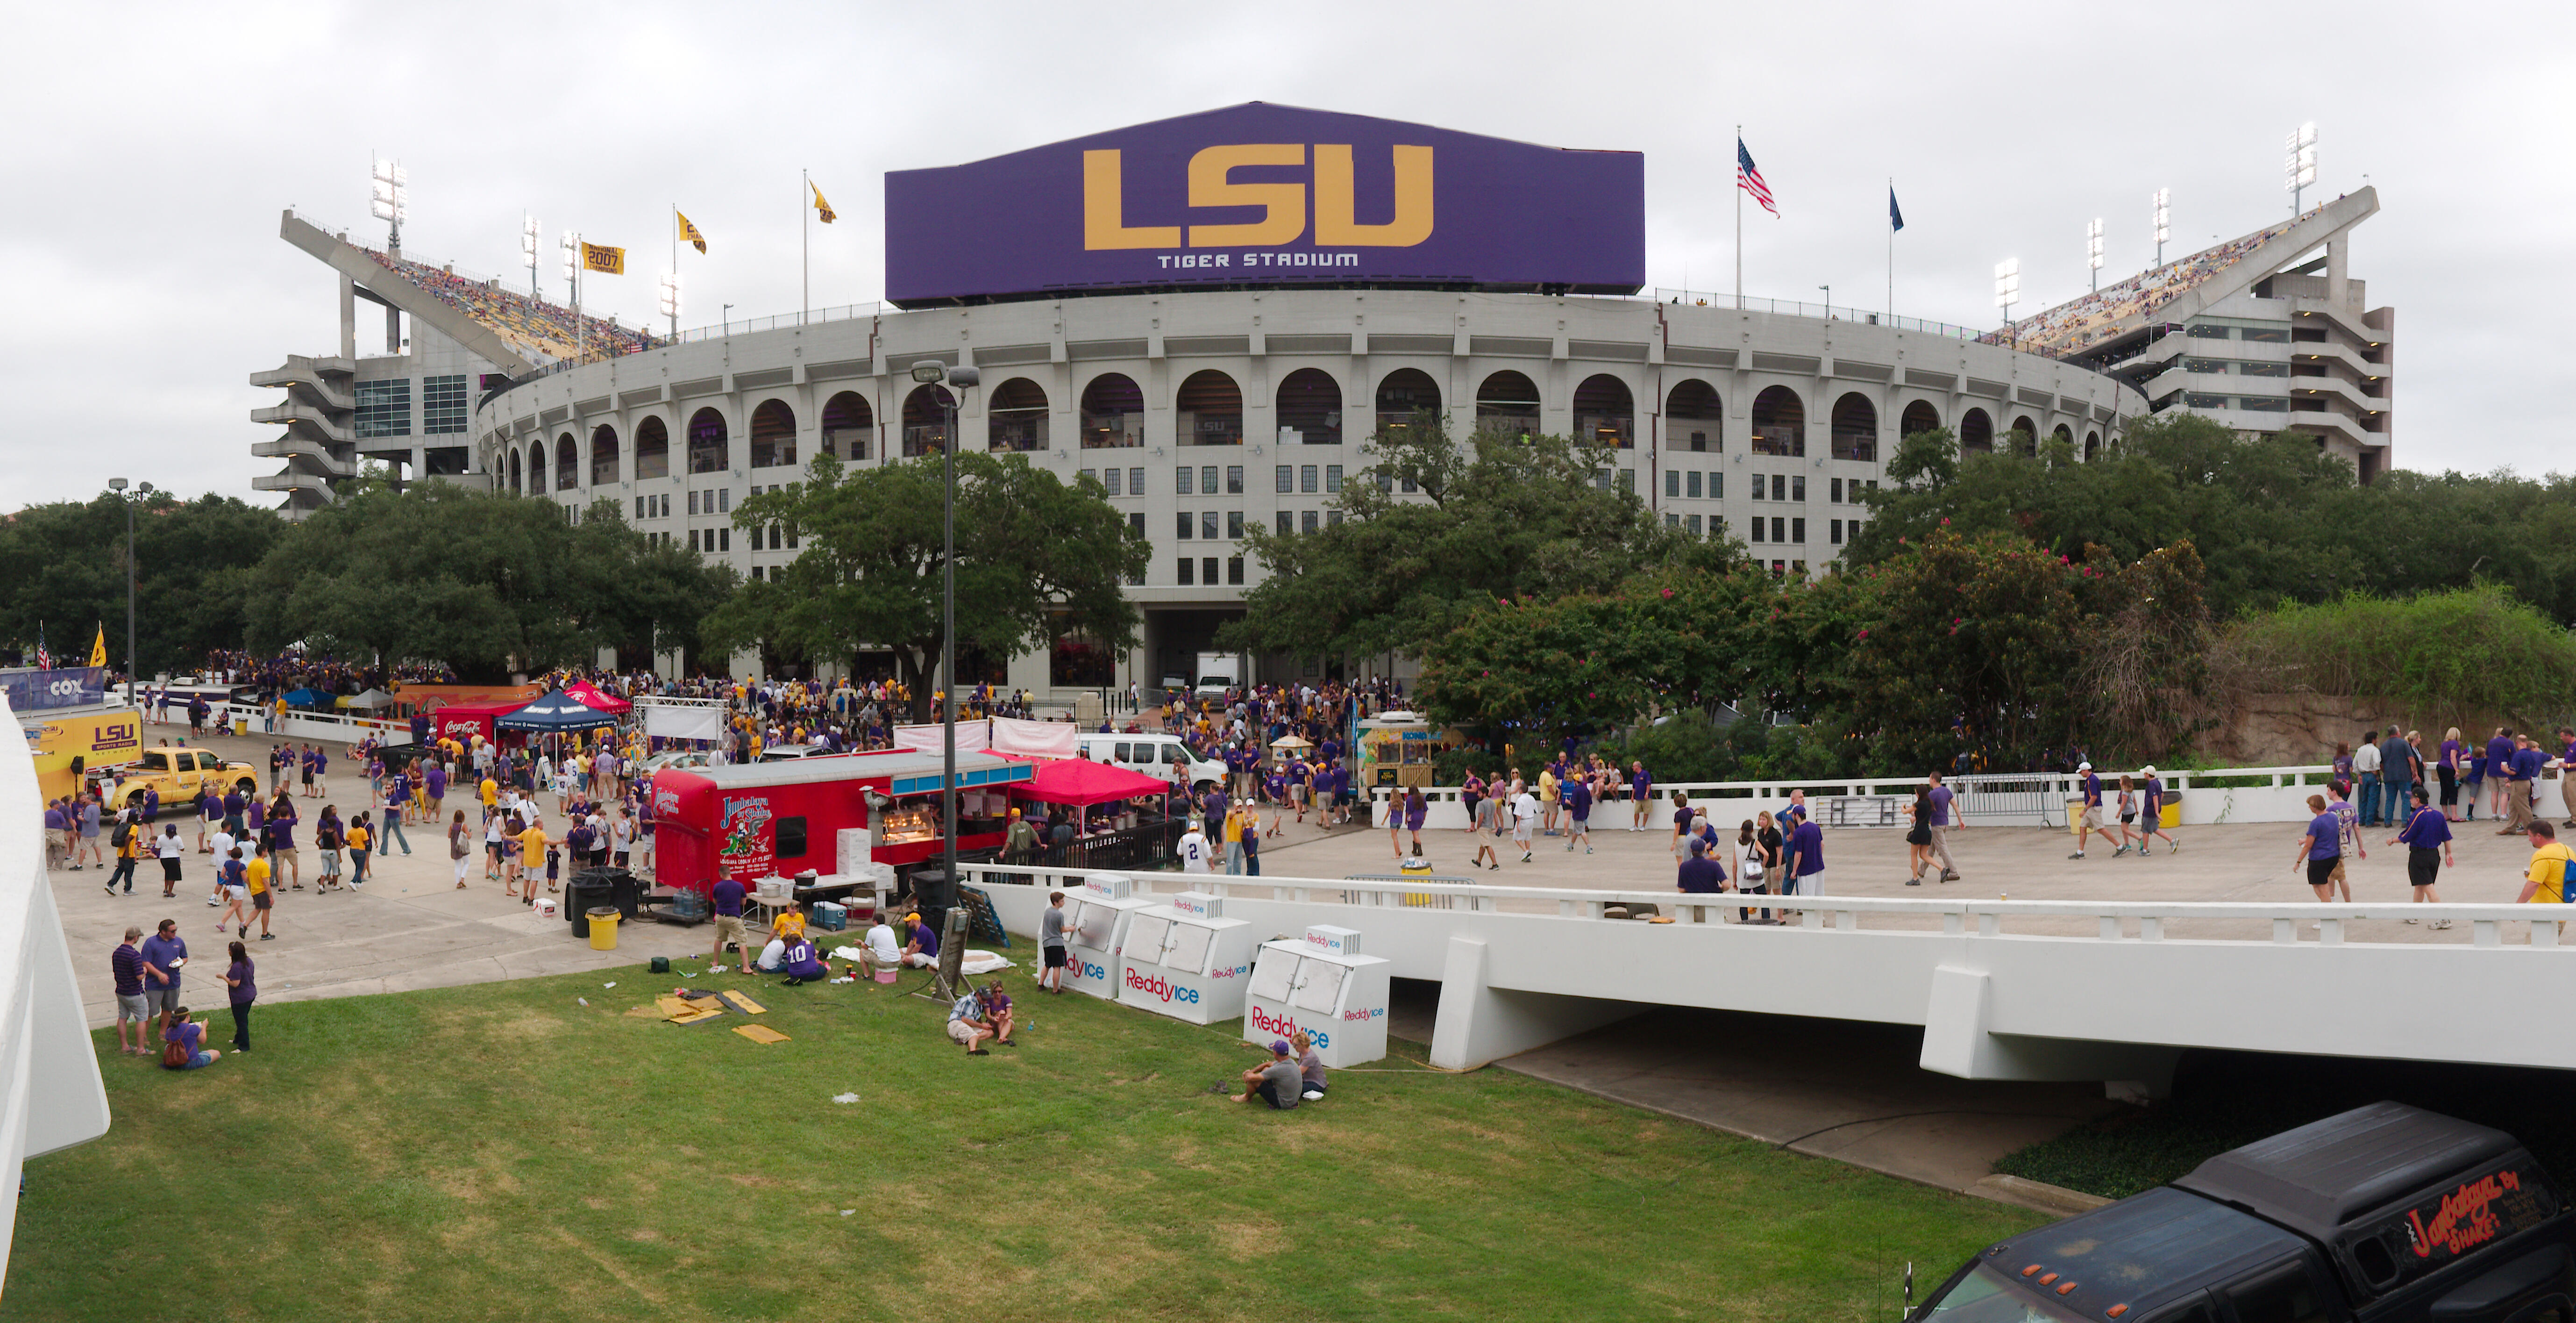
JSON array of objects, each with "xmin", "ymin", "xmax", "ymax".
[
  {"xmin": 883, "ymin": 103, "xmax": 1643, "ymax": 306},
  {"xmin": 582, "ymin": 242, "xmax": 625, "ymax": 275}
]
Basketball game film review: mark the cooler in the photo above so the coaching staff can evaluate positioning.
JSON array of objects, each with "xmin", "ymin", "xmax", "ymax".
[
  {"xmin": 1064, "ymin": 873, "xmax": 1154, "ymax": 1001},
  {"xmin": 1243, "ymin": 924, "xmax": 1391, "ymax": 1067},
  {"xmin": 1116, "ymin": 891, "xmax": 1261, "ymax": 1026}
]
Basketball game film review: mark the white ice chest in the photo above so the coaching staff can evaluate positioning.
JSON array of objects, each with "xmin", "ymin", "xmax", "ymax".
[
  {"xmin": 1242, "ymin": 924, "xmax": 1391, "ymax": 1067},
  {"xmin": 1115, "ymin": 891, "xmax": 1261, "ymax": 1025},
  {"xmin": 1064, "ymin": 873, "xmax": 1156, "ymax": 1001}
]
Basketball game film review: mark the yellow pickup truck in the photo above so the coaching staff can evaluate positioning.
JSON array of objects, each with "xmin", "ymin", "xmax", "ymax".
[{"xmin": 108, "ymin": 746, "xmax": 261, "ymax": 818}]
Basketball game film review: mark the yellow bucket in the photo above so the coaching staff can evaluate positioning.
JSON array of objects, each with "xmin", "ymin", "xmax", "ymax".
[{"xmin": 586, "ymin": 908, "xmax": 619, "ymax": 951}]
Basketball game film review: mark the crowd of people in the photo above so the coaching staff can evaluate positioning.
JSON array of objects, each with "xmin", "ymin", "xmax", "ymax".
[
  {"xmin": 362, "ymin": 247, "xmax": 652, "ymax": 363},
  {"xmin": 1992, "ymin": 215, "xmax": 2304, "ymax": 355}
]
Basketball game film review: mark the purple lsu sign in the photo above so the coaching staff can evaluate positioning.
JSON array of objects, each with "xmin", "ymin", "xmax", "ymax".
[{"xmin": 884, "ymin": 103, "xmax": 1643, "ymax": 306}]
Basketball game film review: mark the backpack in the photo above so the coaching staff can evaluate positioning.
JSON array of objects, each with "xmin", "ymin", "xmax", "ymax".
[
  {"xmin": 161, "ymin": 1032, "xmax": 192, "ymax": 1070},
  {"xmin": 111, "ymin": 819, "xmax": 134, "ymax": 850}
]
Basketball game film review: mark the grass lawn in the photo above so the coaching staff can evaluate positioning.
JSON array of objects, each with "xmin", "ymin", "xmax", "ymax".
[{"xmin": 14, "ymin": 958, "xmax": 2036, "ymax": 1322}]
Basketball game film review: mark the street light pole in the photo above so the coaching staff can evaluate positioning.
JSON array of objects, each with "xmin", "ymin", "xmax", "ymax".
[
  {"xmin": 911, "ymin": 361, "xmax": 979, "ymax": 910},
  {"xmin": 107, "ymin": 478, "xmax": 151, "ymax": 695}
]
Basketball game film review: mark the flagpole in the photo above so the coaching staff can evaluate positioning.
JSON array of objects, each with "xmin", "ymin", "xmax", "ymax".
[
  {"xmin": 1886, "ymin": 178, "xmax": 1894, "ymax": 323},
  {"xmin": 670, "ymin": 204, "xmax": 679, "ymax": 339},
  {"xmin": 801, "ymin": 169, "xmax": 810, "ymax": 328},
  {"xmin": 1733, "ymin": 126, "xmax": 1743, "ymax": 311}
]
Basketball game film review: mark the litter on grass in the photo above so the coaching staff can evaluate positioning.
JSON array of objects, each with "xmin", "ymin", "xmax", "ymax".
[
  {"xmin": 840, "ymin": 1210, "xmax": 854, "ymax": 1216},
  {"xmin": 603, "ymin": 982, "xmax": 616, "ymax": 988},
  {"xmin": 733, "ymin": 1023, "xmax": 790, "ymax": 1045},
  {"xmin": 577, "ymin": 998, "xmax": 589, "ymax": 1006},
  {"xmin": 831, "ymin": 1093, "xmax": 859, "ymax": 1105}
]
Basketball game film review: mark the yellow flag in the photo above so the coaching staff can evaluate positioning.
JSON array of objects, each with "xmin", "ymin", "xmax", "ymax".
[
  {"xmin": 677, "ymin": 211, "xmax": 707, "ymax": 254},
  {"xmin": 811, "ymin": 181, "xmax": 836, "ymax": 224},
  {"xmin": 581, "ymin": 242, "xmax": 626, "ymax": 275},
  {"xmin": 88, "ymin": 625, "xmax": 106, "ymax": 667}
]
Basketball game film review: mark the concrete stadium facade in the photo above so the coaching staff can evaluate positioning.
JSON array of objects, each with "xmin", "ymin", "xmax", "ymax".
[{"xmin": 474, "ymin": 287, "xmax": 2147, "ymax": 692}]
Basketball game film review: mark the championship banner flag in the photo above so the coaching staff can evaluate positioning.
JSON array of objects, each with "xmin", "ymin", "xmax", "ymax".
[
  {"xmin": 678, "ymin": 211, "xmax": 707, "ymax": 254},
  {"xmin": 88, "ymin": 625, "xmax": 106, "ymax": 668},
  {"xmin": 581, "ymin": 242, "xmax": 626, "ymax": 275},
  {"xmin": 1889, "ymin": 187, "xmax": 1905, "ymax": 233},
  {"xmin": 811, "ymin": 181, "xmax": 836, "ymax": 224}
]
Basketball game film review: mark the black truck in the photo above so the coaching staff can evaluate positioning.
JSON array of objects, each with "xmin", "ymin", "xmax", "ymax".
[{"xmin": 1912, "ymin": 1102, "xmax": 2572, "ymax": 1323}]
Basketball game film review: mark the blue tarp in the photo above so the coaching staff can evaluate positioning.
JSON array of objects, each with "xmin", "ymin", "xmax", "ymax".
[
  {"xmin": 281, "ymin": 687, "xmax": 335, "ymax": 708},
  {"xmin": 494, "ymin": 688, "xmax": 621, "ymax": 732}
]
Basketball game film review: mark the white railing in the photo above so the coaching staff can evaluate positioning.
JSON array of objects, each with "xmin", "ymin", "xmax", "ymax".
[
  {"xmin": 947, "ymin": 861, "xmax": 2576, "ymax": 947},
  {"xmin": 210, "ymin": 702, "xmax": 413, "ymax": 746}
]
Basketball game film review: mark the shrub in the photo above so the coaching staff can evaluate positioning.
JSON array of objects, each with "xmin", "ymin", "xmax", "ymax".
[{"xmin": 2225, "ymin": 585, "xmax": 2576, "ymax": 724}]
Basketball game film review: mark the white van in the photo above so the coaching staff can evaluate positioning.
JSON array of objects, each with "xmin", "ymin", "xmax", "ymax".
[{"xmin": 1075, "ymin": 733, "xmax": 1227, "ymax": 794}]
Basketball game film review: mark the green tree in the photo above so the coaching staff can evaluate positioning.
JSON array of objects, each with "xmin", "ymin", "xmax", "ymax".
[
  {"xmin": 1225, "ymin": 411, "xmax": 1745, "ymax": 662},
  {"xmin": 704, "ymin": 452, "xmax": 1148, "ymax": 721},
  {"xmin": 0, "ymin": 490, "xmax": 284, "ymax": 676},
  {"xmin": 241, "ymin": 485, "xmax": 731, "ymax": 680}
]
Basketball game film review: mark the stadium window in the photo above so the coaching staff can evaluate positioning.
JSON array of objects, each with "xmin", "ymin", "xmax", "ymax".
[
  {"xmin": 1686, "ymin": 514, "xmax": 1702, "ymax": 535},
  {"xmin": 1227, "ymin": 511, "xmax": 1244, "ymax": 539},
  {"xmin": 1200, "ymin": 512, "xmax": 1219, "ymax": 540},
  {"xmin": 355, "ymin": 379, "xmax": 412, "ymax": 438},
  {"xmin": 1276, "ymin": 465, "xmax": 1293, "ymax": 493},
  {"xmin": 1593, "ymin": 469, "xmax": 1611, "ymax": 491},
  {"xmin": 1751, "ymin": 476, "xmax": 1764, "ymax": 501},
  {"xmin": 1301, "ymin": 465, "xmax": 1318, "ymax": 493},
  {"xmin": 1276, "ymin": 511, "xmax": 1293, "ymax": 535},
  {"xmin": 687, "ymin": 490, "xmax": 698, "ymax": 516},
  {"xmin": 1665, "ymin": 471, "xmax": 1679, "ymax": 498},
  {"xmin": 1865, "ymin": 479, "xmax": 1878, "ymax": 492},
  {"xmin": 422, "ymin": 375, "xmax": 468, "ymax": 434},
  {"xmin": 1227, "ymin": 556, "xmax": 1245, "ymax": 585},
  {"xmin": 1176, "ymin": 513, "xmax": 1194, "ymax": 540},
  {"xmin": 1616, "ymin": 469, "xmax": 1635, "ymax": 493},
  {"xmin": 1771, "ymin": 559, "xmax": 1786, "ymax": 577},
  {"xmin": 719, "ymin": 528, "xmax": 730, "ymax": 552},
  {"xmin": 1791, "ymin": 560, "xmax": 1806, "ymax": 577},
  {"xmin": 1831, "ymin": 519, "xmax": 1844, "ymax": 544},
  {"xmin": 1201, "ymin": 465, "xmax": 1219, "ymax": 494},
  {"xmin": 786, "ymin": 525, "xmax": 797, "ymax": 550},
  {"xmin": 1105, "ymin": 468, "xmax": 1123, "ymax": 495},
  {"xmin": 1709, "ymin": 517, "xmax": 1727, "ymax": 539},
  {"xmin": 1302, "ymin": 510, "xmax": 1319, "ymax": 533},
  {"xmin": 1176, "ymin": 466, "xmax": 1195, "ymax": 495},
  {"xmin": 689, "ymin": 529, "xmax": 700, "ymax": 552},
  {"xmin": 1775, "ymin": 517, "xmax": 1790, "ymax": 543},
  {"xmin": 633, "ymin": 497, "xmax": 644, "ymax": 519},
  {"xmin": 1327, "ymin": 510, "xmax": 1343, "ymax": 527},
  {"xmin": 1791, "ymin": 477, "xmax": 1806, "ymax": 502},
  {"xmin": 2241, "ymin": 361, "xmax": 2290, "ymax": 378},
  {"xmin": 1830, "ymin": 478, "xmax": 1843, "ymax": 503},
  {"xmin": 1324, "ymin": 465, "xmax": 1342, "ymax": 493},
  {"xmin": 1710, "ymin": 472, "xmax": 1722, "ymax": 499},
  {"xmin": 770, "ymin": 525, "xmax": 784, "ymax": 551},
  {"xmin": 1178, "ymin": 558, "xmax": 1195, "ymax": 586},
  {"xmin": 1127, "ymin": 512, "xmax": 1146, "ymax": 537},
  {"xmin": 1751, "ymin": 520, "xmax": 1766, "ymax": 544},
  {"xmin": 2240, "ymin": 326, "xmax": 2290, "ymax": 343},
  {"xmin": 1686, "ymin": 472, "xmax": 1702, "ymax": 499},
  {"xmin": 1081, "ymin": 467, "xmax": 1098, "ymax": 488},
  {"xmin": 2187, "ymin": 323, "xmax": 2233, "ymax": 339},
  {"xmin": 1129, "ymin": 468, "xmax": 1145, "ymax": 494},
  {"xmin": 1402, "ymin": 475, "xmax": 1418, "ymax": 493},
  {"xmin": 1202, "ymin": 557, "xmax": 1218, "ymax": 585},
  {"xmin": 750, "ymin": 566, "xmax": 763, "ymax": 582},
  {"xmin": 718, "ymin": 489, "xmax": 731, "ymax": 512},
  {"xmin": 1226, "ymin": 465, "xmax": 1244, "ymax": 494},
  {"xmin": 1666, "ymin": 513, "xmax": 1680, "ymax": 528},
  {"xmin": 1772, "ymin": 475, "xmax": 1787, "ymax": 501},
  {"xmin": 1376, "ymin": 473, "xmax": 1393, "ymax": 493}
]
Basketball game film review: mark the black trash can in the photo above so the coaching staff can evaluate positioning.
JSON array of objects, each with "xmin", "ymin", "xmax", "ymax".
[{"xmin": 566, "ymin": 877, "xmax": 613, "ymax": 937}]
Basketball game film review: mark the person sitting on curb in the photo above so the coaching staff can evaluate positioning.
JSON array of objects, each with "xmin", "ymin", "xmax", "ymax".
[
  {"xmin": 1230, "ymin": 1039, "xmax": 1305, "ymax": 1110},
  {"xmin": 162, "ymin": 1005, "xmax": 222, "ymax": 1071},
  {"xmin": 947, "ymin": 983, "xmax": 997, "ymax": 1055}
]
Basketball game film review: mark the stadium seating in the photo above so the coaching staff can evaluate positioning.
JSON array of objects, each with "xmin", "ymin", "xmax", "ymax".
[
  {"xmin": 2004, "ymin": 218, "xmax": 2300, "ymax": 354},
  {"xmin": 360, "ymin": 248, "xmax": 651, "ymax": 364}
]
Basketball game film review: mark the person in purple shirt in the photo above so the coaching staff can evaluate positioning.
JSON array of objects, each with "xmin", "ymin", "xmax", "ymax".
[
  {"xmin": 112, "ymin": 927, "xmax": 151, "ymax": 1055},
  {"xmin": 2070, "ymin": 762, "xmax": 2107, "ymax": 860},
  {"xmin": 2134, "ymin": 766, "xmax": 2178, "ymax": 856},
  {"xmin": 2291, "ymin": 794, "xmax": 2348, "ymax": 902},
  {"xmin": 1780, "ymin": 811, "xmax": 1824, "ymax": 910},
  {"xmin": 1562, "ymin": 775, "xmax": 1594, "ymax": 854},
  {"xmin": 709, "ymin": 876, "xmax": 749, "ymax": 973},
  {"xmin": 221, "ymin": 787, "xmax": 246, "ymax": 838},
  {"xmin": 2438, "ymin": 728, "xmax": 2467, "ymax": 823},
  {"xmin": 267, "ymin": 794, "xmax": 302, "ymax": 889},
  {"xmin": 222, "ymin": 940, "xmax": 257, "ymax": 1052},
  {"xmin": 139, "ymin": 919, "xmax": 187, "ymax": 1036},
  {"xmin": 776, "ymin": 936, "xmax": 829, "ymax": 986},
  {"xmin": 1630, "ymin": 762, "xmax": 1654, "ymax": 832},
  {"xmin": 1924, "ymin": 769, "xmax": 1965, "ymax": 880},
  {"xmin": 1675, "ymin": 836, "xmax": 1727, "ymax": 893},
  {"xmin": 2388, "ymin": 784, "xmax": 2454, "ymax": 925},
  {"xmin": 2486, "ymin": 728, "xmax": 2519, "ymax": 823},
  {"xmin": 163, "ymin": 1005, "xmax": 220, "ymax": 1070}
]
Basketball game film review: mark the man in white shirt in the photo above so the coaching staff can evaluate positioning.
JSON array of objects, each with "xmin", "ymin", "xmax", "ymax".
[
  {"xmin": 2351, "ymin": 734, "xmax": 2384, "ymax": 829},
  {"xmin": 1178, "ymin": 819, "xmax": 1213, "ymax": 873},
  {"xmin": 858, "ymin": 915, "xmax": 903, "ymax": 980},
  {"xmin": 1511, "ymin": 791, "xmax": 1539, "ymax": 863}
]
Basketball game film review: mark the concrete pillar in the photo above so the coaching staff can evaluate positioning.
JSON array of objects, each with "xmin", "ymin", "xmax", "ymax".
[
  {"xmin": 1919, "ymin": 964, "xmax": 2181, "ymax": 1098},
  {"xmin": 339, "ymin": 277, "xmax": 356, "ymax": 360},
  {"xmin": 1428, "ymin": 935, "xmax": 1636, "ymax": 1072},
  {"xmin": 2326, "ymin": 236, "xmax": 2349, "ymax": 309}
]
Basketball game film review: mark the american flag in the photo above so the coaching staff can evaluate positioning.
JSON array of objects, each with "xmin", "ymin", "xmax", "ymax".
[
  {"xmin": 33, "ymin": 627, "xmax": 48, "ymax": 671},
  {"xmin": 1737, "ymin": 137, "xmax": 1778, "ymax": 217}
]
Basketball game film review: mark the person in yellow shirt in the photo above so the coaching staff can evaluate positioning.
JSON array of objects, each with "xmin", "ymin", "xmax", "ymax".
[
  {"xmin": 245, "ymin": 842, "xmax": 276, "ymax": 941},
  {"xmin": 510, "ymin": 816, "xmax": 553, "ymax": 902},
  {"xmin": 1223, "ymin": 803, "xmax": 1247, "ymax": 875},
  {"xmin": 771, "ymin": 900, "xmax": 808, "ymax": 943},
  {"xmin": 479, "ymin": 775, "xmax": 500, "ymax": 818},
  {"xmin": 1537, "ymin": 766, "xmax": 1560, "ymax": 836},
  {"xmin": 2517, "ymin": 822, "xmax": 2572, "ymax": 905}
]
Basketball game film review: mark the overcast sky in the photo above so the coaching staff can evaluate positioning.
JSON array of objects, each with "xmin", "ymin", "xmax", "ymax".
[{"xmin": 2, "ymin": 0, "xmax": 2567, "ymax": 510}]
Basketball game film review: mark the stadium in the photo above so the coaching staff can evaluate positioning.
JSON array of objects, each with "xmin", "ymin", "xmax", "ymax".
[{"xmin": 251, "ymin": 104, "xmax": 2389, "ymax": 689}]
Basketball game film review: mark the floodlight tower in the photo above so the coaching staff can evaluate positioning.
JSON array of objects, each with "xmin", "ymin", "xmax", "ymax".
[
  {"xmin": 2285, "ymin": 123, "xmax": 2317, "ymax": 215},
  {"xmin": 521, "ymin": 213, "xmax": 541, "ymax": 300},
  {"xmin": 2152, "ymin": 189, "xmax": 2170, "ymax": 268},
  {"xmin": 658, "ymin": 273, "xmax": 681, "ymax": 339},
  {"xmin": 1994, "ymin": 258, "xmax": 2020, "ymax": 336},
  {"xmin": 2086, "ymin": 219, "xmax": 2105, "ymax": 293},
  {"xmin": 370, "ymin": 156, "xmax": 408, "ymax": 252}
]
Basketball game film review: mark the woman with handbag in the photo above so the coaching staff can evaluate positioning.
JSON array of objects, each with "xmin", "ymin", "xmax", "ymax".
[
  {"xmin": 1905, "ymin": 787, "xmax": 1936, "ymax": 885},
  {"xmin": 222, "ymin": 940, "xmax": 256, "ymax": 1053}
]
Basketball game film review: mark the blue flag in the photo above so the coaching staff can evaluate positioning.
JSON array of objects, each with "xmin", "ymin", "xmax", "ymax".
[{"xmin": 1889, "ymin": 186, "xmax": 1904, "ymax": 233}]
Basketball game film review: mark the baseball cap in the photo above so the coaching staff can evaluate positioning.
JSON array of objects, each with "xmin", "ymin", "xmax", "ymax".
[
  {"xmin": 1271, "ymin": 1039, "xmax": 1293, "ymax": 1054},
  {"xmin": 2140, "ymin": 765, "xmax": 2156, "ymax": 777},
  {"xmin": 2077, "ymin": 761, "xmax": 2092, "ymax": 771},
  {"xmin": 903, "ymin": 912, "xmax": 921, "ymax": 924}
]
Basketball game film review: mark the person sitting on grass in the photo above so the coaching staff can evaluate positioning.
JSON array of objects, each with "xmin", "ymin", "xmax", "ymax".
[
  {"xmin": 947, "ymin": 984, "xmax": 997, "ymax": 1055},
  {"xmin": 1230, "ymin": 1039, "xmax": 1304, "ymax": 1110},
  {"xmin": 777, "ymin": 936, "xmax": 829, "ymax": 987},
  {"xmin": 858, "ymin": 913, "xmax": 902, "ymax": 981},
  {"xmin": 1292, "ymin": 1030, "xmax": 1327, "ymax": 1101},
  {"xmin": 979, "ymin": 984, "xmax": 1015, "ymax": 1046},
  {"xmin": 161, "ymin": 1005, "xmax": 221, "ymax": 1071},
  {"xmin": 899, "ymin": 912, "xmax": 940, "ymax": 969},
  {"xmin": 753, "ymin": 934, "xmax": 789, "ymax": 973}
]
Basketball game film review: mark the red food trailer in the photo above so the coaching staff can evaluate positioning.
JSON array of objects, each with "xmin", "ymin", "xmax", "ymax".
[
  {"xmin": 648, "ymin": 749, "xmax": 1035, "ymax": 892},
  {"xmin": 425, "ymin": 700, "xmax": 528, "ymax": 746}
]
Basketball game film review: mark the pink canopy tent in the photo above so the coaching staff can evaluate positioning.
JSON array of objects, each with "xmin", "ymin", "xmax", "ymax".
[
  {"xmin": 563, "ymin": 680, "xmax": 632, "ymax": 714},
  {"xmin": 1006, "ymin": 758, "xmax": 1171, "ymax": 808}
]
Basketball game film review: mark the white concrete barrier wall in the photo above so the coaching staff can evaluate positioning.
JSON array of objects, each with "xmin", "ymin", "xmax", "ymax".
[
  {"xmin": 0, "ymin": 693, "xmax": 114, "ymax": 1294},
  {"xmin": 962, "ymin": 864, "xmax": 2576, "ymax": 1080}
]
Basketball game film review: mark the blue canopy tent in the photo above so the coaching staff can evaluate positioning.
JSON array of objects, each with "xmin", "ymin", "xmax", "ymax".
[
  {"xmin": 494, "ymin": 689, "xmax": 621, "ymax": 733},
  {"xmin": 280, "ymin": 687, "xmax": 335, "ymax": 709}
]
